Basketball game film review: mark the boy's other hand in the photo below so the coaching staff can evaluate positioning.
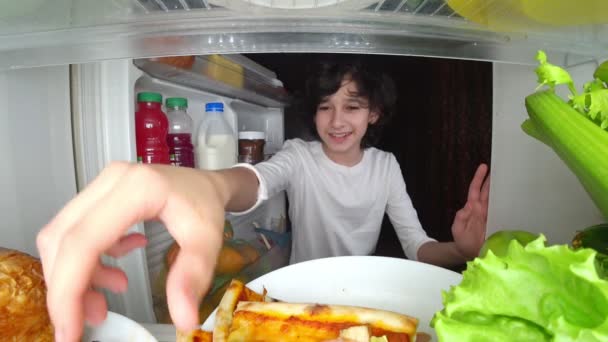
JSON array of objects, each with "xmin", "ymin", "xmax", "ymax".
[{"xmin": 451, "ymin": 163, "xmax": 491, "ymax": 259}]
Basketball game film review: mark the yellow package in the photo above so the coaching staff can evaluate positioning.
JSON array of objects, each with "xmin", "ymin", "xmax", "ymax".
[
  {"xmin": 202, "ymin": 55, "xmax": 244, "ymax": 88},
  {"xmin": 447, "ymin": 0, "xmax": 608, "ymax": 31}
]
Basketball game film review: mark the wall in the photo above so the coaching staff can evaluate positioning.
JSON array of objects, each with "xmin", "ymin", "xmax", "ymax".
[
  {"xmin": 488, "ymin": 62, "xmax": 604, "ymax": 245},
  {"xmin": 0, "ymin": 65, "xmax": 77, "ymax": 256}
]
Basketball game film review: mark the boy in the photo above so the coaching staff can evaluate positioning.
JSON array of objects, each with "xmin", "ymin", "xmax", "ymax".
[{"xmin": 37, "ymin": 58, "xmax": 489, "ymax": 341}]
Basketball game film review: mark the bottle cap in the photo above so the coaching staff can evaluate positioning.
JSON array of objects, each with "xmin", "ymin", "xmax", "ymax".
[
  {"xmin": 205, "ymin": 102, "xmax": 224, "ymax": 112},
  {"xmin": 137, "ymin": 92, "xmax": 162, "ymax": 103},
  {"xmin": 238, "ymin": 131, "xmax": 265, "ymax": 140},
  {"xmin": 166, "ymin": 97, "xmax": 188, "ymax": 108}
]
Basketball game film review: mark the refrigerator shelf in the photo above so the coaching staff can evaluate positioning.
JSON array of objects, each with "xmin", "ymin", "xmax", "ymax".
[
  {"xmin": 133, "ymin": 56, "xmax": 290, "ymax": 108},
  {"xmin": 0, "ymin": 0, "xmax": 606, "ymax": 70}
]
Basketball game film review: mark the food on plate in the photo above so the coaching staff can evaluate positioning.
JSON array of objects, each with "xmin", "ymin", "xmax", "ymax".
[
  {"xmin": 479, "ymin": 229, "xmax": 539, "ymax": 258},
  {"xmin": 0, "ymin": 248, "xmax": 54, "ymax": 341},
  {"xmin": 177, "ymin": 279, "xmax": 419, "ymax": 342},
  {"xmin": 176, "ymin": 329, "xmax": 213, "ymax": 341},
  {"xmin": 522, "ymin": 50, "xmax": 608, "ymax": 218},
  {"xmin": 431, "ymin": 235, "xmax": 608, "ymax": 341},
  {"xmin": 226, "ymin": 301, "xmax": 417, "ymax": 341},
  {"xmin": 572, "ymin": 223, "xmax": 608, "ymax": 279},
  {"xmin": 213, "ymin": 279, "xmax": 272, "ymax": 340}
]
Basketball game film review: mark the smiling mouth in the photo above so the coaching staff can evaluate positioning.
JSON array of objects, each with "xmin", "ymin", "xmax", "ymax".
[{"xmin": 329, "ymin": 132, "xmax": 352, "ymax": 138}]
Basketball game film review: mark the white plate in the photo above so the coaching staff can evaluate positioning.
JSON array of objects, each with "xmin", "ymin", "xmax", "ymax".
[
  {"xmin": 202, "ymin": 256, "xmax": 462, "ymax": 340},
  {"xmin": 81, "ymin": 311, "xmax": 157, "ymax": 342}
]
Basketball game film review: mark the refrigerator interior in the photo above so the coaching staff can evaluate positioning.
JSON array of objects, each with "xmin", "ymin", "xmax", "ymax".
[
  {"xmin": 1, "ymin": 49, "xmax": 605, "ymax": 331},
  {"xmin": 1, "ymin": 0, "xmax": 608, "ymax": 335},
  {"xmin": 135, "ymin": 52, "xmax": 603, "ymax": 338},
  {"xmin": 70, "ymin": 55, "xmax": 290, "ymax": 324},
  {"xmin": 134, "ymin": 60, "xmax": 288, "ymax": 322}
]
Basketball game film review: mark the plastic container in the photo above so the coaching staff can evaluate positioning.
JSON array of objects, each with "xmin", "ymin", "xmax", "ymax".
[
  {"xmin": 238, "ymin": 131, "xmax": 265, "ymax": 164},
  {"xmin": 196, "ymin": 102, "xmax": 237, "ymax": 170},
  {"xmin": 165, "ymin": 97, "xmax": 195, "ymax": 168},
  {"xmin": 135, "ymin": 92, "xmax": 170, "ymax": 164}
]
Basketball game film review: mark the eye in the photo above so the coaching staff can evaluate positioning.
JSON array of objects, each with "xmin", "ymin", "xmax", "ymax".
[
  {"xmin": 317, "ymin": 104, "xmax": 330, "ymax": 111},
  {"xmin": 346, "ymin": 104, "xmax": 360, "ymax": 111}
]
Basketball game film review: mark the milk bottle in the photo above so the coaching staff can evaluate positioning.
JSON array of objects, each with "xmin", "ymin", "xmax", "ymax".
[{"xmin": 196, "ymin": 102, "xmax": 237, "ymax": 170}]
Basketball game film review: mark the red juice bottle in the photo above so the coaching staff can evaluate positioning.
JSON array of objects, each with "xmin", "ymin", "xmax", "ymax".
[
  {"xmin": 166, "ymin": 97, "xmax": 195, "ymax": 168},
  {"xmin": 135, "ymin": 92, "xmax": 170, "ymax": 164}
]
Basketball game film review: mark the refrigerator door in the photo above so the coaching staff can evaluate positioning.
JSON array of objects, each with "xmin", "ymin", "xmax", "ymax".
[
  {"xmin": 71, "ymin": 59, "xmax": 157, "ymax": 323},
  {"xmin": 0, "ymin": 65, "xmax": 76, "ymax": 257},
  {"xmin": 0, "ymin": 0, "xmax": 607, "ymax": 70}
]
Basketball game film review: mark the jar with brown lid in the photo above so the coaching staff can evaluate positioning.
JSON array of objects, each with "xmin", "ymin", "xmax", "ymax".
[{"xmin": 238, "ymin": 131, "xmax": 265, "ymax": 164}]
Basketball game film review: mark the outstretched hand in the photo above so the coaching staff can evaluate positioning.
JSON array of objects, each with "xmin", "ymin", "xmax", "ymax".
[
  {"xmin": 451, "ymin": 163, "xmax": 491, "ymax": 260},
  {"xmin": 37, "ymin": 163, "xmax": 225, "ymax": 341}
]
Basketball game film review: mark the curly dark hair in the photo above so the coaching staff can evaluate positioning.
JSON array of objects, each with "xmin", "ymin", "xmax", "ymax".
[{"xmin": 301, "ymin": 56, "xmax": 397, "ymax": 148}]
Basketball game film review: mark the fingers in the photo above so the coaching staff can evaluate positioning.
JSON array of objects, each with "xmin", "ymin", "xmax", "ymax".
[
  {"xmin": 451, "ymin": 205, "xmax": 471, "ymax": 234},
  {"xmin": 48, "ymin": 166, "xmax": 170, "ymax": 342},
  {"xmin": 162, "ymin": 195, "xmax": 224, "ymax": 332},
  {"xmin": 91, "ymin": 263, "xmax": 128, "ymax": 293},
  {"xmin": 83, "ymin": 290, "xmax": 108, "ymax": 326},
  {"xmin": 467, "ymin": 164, "xmax": 489, "ymax": 203},
  {"xmin": 37, "ymin": 162, "xmax": 131, "ymax": 285},
  {"xmin": 106, "ymin": 233, "xmax": 148, "ymax": 258},
  {"xmin": 166, "ymin": 251, "xmax": 216, "ymax": 332},
  {"xmin": 480, "ymin": 174, "xmax": 491, "ymax": 204}
]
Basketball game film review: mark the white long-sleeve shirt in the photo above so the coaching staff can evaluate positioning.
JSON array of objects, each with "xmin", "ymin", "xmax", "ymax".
[{"xmin": 236, "ymin": 138, "xmax": 435, "ymax": 264}]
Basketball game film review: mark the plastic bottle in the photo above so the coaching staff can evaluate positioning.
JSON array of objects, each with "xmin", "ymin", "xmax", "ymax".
[
  {"xmin": 135, "ymin": 92, "xmax": 170, "ymax": 164},
  {"xmin": 166, "ymin": 97, "xmax": 195, "ymax": 168},
  {"xmin": 196, "ymin": 102, "xmax": 237, "ymax": 170}
]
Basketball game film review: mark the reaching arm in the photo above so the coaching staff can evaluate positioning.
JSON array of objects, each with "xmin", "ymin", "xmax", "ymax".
[
  {"xmin": 36, "ymin": 163, "xmax": 261, "ymax": 341},
  {"xmin": 212, "ymin": 166, "xmax": 260, "ymax": 212}
]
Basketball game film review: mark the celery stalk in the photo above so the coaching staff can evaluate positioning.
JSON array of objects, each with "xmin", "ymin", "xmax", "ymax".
[{"xmin": 523, "ymin": 91, "xmax": 608, "ymax": 218}]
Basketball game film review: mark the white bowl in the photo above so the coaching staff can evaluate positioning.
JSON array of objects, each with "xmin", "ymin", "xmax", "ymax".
[{"xmin": 81, "ymin": 311, "xmax": 157, "ymax": 342}]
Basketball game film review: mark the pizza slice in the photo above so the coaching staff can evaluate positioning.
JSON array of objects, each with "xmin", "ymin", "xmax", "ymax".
[
  {"xmin": 177, "ymin": 279, "xmax": 271, "ymax": 342},
  {"xmin": 176, "ymin": 329, "xmax": 213, "ymax": 342},
  {"xmin": 226, "ymin": 301, "xmax": 417, "ymax": 342},
  {"xmin": 177, "ymin": 279, "xmax": 419, "ymax": 342},
  {"xmin": 213, "ymin": 279, "xmax": 272, "ymax": 341}
]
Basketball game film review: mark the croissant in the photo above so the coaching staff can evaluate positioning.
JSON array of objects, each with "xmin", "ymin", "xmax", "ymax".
[{"xmin": 0, "ymin": 248, "xmax": 54, "ymax": 341}]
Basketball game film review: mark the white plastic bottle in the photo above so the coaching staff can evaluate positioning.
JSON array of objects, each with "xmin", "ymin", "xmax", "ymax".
[{"xmin": 196, "ymin": 102, "xmax": 237, "ymax": 170}]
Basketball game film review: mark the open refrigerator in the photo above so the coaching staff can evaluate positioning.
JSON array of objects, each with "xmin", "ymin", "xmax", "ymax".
[
  {"xmin": 71, "ymin": 54, "xmax": 292, "ymax": 335},
  {"xmin": 1, "ymin": 0, "xmax": 607, "ymax": 340}
]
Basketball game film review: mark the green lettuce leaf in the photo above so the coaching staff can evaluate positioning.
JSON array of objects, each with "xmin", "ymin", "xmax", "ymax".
[
  {"xmin": 535, "ymin": 51, "xmax": 577, "ymax": 96},
  {"xmin": 431, "ymin": 236, "xmax": 608, "ymax": 341}
]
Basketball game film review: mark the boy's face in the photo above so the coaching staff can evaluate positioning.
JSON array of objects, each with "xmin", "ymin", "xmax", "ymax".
[{"xmin": 314, "ymin": 78, "xmax": 378, "ymax": 164}]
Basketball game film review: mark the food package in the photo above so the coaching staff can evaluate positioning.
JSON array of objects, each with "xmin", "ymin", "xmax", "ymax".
[
  {"xmin": 200, "ymin": 55, "xmax": 244, "ymax": 88},
  {"xmin": 0, "ymin": 248, "xmax": 54, "ymax": 341},
  {"xmin": 151, "ymin": 56, "xmax": 196, "ymax": 70}
]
